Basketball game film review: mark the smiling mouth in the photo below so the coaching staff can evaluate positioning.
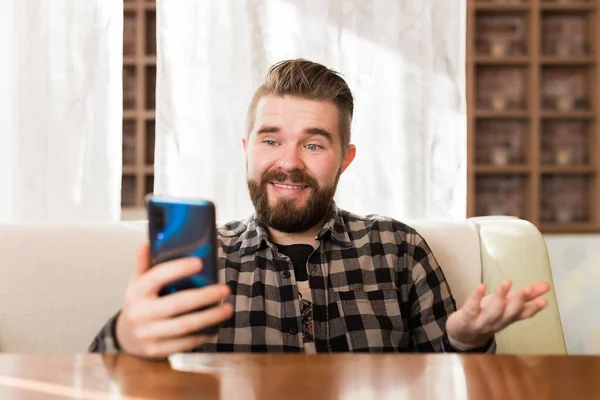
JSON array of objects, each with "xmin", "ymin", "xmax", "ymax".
[{"xmin": 271, "ymin": 182, "xmax": 309, "ymax": 190}]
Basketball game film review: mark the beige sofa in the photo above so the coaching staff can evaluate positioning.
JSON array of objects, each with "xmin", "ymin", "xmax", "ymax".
[{"xmin": 0, "ymin": 217, "xmax": 566, "ymax": 354}]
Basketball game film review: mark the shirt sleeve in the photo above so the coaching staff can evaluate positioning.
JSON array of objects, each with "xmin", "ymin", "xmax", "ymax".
[
  {"xmin": 403, "ymin": 230, "xmax": 495, "ymax": 354},
  {"xmin": 441, "ymin": 332, "xmax": 496, "ymax": 353},
  {"xmin": 88, "ymin": 312, "xmax": 122, "ymax": 353}
]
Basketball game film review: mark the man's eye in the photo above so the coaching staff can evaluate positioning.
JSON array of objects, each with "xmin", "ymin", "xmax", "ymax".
[
  {"xmin": 263, "ymin": 140, "xmax": 278, "ymax": 146},
  {"xmin": 305, "ymin": 144, "xmax": 322, "ymax": 151}
]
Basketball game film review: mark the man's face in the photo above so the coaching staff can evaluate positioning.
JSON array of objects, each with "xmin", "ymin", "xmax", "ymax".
[{"xmin": 243, "ymin": 95, "xmax": 355, "ymax": 233}]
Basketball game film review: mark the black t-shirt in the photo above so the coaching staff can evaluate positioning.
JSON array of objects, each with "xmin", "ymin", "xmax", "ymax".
[
  {"xmin": 275, "ymin": 243, "xmax": 313, "ymax": 281},
  {"xmin": 275, "ymin": 243, "xmax": 316, "ymax": 349}
]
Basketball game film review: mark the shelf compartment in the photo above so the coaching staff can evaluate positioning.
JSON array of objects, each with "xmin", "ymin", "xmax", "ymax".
[
  {"xmin": 145, "ymin": 120, "xmax": 155, "ymax": 166},
  {"xmin": 145, "ymin": 9, "xmax": 156, "ymax": 56},
  {"xmin": 541, "ymin": 11, "xmax": 592, "ymax": 57},
  {"xmin": 123, "ymin": 120, "xmax": 136, "ymax": 166},
  {"xmin": 124, "ymin": 11, "xmax": 136, "ymax": 56},
  {"xmin": 121, "ymin": 175, "xmax": 137, "ymax": 207},
  {"xmin": 541, "ymin": 120, "xmax": 592, "ymax": 166},
  {"xmin": 145, "ymin": 66, "xmax": 156, "ymax": 110},
  {"xmin": 476, "ymin": 66, "xmax": 530, "ymax": 111},
  {"xmin": 475, "ymin": 11, "xmax": 529, "ymax": 56},
  {"xmin": 123, "ymin": 66, "xmax": 137, "ymax": 110},
  {"xmin": 475, "ymin": 119, "xmax": 530, "ymax": 165},
  {"xmin": 541, "ymin": 66, "xmax": 593, "ymax": 111},
  {"xmin": 475, "ymin": 174, "xmax": 529, "ymax": 219},
  {"xmin": 540, "ymin": 173, "xmax": 595, "ymax": 224}
]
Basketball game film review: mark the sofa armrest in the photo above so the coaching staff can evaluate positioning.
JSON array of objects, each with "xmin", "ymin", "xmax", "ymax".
[{"xmin": 469, "ymin": 216, "xmax": 567, "ymax": 355}]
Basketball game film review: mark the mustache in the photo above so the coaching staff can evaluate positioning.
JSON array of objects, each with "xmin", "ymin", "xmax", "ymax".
[{"xmin": 261, "ymin": 170, "xmax": 318, "ymax": 188}]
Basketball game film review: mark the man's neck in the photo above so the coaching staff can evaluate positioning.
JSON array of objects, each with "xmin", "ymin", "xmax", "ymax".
[{"xmin": 267, "ymin": 224, "xmax": 322, "ymax": 247}]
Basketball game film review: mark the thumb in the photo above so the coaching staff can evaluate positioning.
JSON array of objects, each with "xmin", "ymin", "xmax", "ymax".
[
  {"xmin": 132, "ymin": 243, "xmax": 151, "ymax": 280},
  {"xmin": 460, "ymin": 283, "xmax": 486, "ymax": 319}
]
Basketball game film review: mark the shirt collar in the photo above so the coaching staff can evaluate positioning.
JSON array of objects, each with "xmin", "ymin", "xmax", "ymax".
[{"xmin": 316, "ymin": 202, "xmax": 353, "ymax": 248}]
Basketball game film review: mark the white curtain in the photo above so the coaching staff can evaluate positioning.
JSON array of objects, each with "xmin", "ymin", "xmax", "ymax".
[
  {"xmin": 0, "ymin": 0, "xmax": 123, "ymax": 223},
  {"xmin": 155, "ymin": 0, "xmax": 467, "ymax": 222}
]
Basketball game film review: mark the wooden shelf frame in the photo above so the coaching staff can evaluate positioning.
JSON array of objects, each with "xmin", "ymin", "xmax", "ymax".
[
  {"xmin": 467, "ymin": 0, "xmax": 600, "ymax": 234},
  {"xmin": 122, "ymin": 0, "xmax": 156, "ymax": 211}
]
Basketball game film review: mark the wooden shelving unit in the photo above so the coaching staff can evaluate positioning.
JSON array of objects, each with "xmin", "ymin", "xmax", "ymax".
[
  {"xmin": 467, "ymin": 0, "xmax": 600, "ymax": 233},
  {"xmin": 122, "ymin": 0, "xmax": 156, "ymax": 213}
]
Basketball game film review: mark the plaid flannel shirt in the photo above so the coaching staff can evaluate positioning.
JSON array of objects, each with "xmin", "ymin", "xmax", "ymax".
[{"xmin": 90, "ymin": 204, "xmax": 494, "ymax": 353}]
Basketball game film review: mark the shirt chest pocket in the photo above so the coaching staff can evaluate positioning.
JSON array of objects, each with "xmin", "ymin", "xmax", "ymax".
[{"xmin": 332, "ymin": 289, "xmax": 406, "ymax": 351}]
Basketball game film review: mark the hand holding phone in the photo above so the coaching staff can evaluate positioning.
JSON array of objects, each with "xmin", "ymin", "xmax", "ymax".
[{"xmin": 114, "ymin": 197, "xmax": 233, "ymax": 360}]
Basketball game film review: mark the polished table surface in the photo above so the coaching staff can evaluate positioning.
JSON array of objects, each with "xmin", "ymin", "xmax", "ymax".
[{"xmin": 0, "ymin": 354, "xmax": 598, "ymax": 399}]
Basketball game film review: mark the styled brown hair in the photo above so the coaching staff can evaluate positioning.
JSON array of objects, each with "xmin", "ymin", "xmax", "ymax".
[{"xmin": 246, "ymin": 59, "xmax": 354, "ymax": 152}]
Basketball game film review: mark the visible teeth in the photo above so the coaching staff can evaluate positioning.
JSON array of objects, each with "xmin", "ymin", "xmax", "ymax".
[{"xmin": 274, "ymin": 183, "xmax": 303, "ymax": 189}]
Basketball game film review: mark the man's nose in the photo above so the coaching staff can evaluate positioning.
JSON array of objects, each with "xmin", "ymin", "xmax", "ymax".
[{"xmin": 276, "ymin": 145, "xmax": 304, "ymax": 171}]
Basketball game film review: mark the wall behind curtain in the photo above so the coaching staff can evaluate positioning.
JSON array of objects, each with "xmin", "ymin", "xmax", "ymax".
[
  {"xmin": 155, "ymin": 0, "xmax": 467, "ymax": 223},
  {"xmin": 545, "ymin": 235, "xmax": 600, "ymax": 354},
  {"xmin": 0, "ymin": 0, "xmax": 123, "ymax": 222}
]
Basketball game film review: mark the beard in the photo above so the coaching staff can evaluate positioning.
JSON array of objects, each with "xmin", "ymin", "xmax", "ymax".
[{"xmin": 247, "ymin": 169, "xmax": 340, "ymax": 233}]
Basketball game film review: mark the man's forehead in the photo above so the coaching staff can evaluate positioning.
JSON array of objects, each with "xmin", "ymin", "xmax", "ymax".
[{"xmin": 254, "ymin": 95, "xmax": 340, "ymax": 131}]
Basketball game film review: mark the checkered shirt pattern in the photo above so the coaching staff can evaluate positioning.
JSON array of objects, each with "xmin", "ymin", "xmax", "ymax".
[{"xmin": 89, "ymin": 204, "xmax": 493, "ymax": 353}]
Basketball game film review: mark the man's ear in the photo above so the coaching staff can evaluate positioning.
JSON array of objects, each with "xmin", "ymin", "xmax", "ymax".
[
  {"xmin": 242, "ymin": 137, "xmax": 247, "ymax": 151},
  {"xmin": 340, "ymin": 144, "xmax": 356, "ymax": 174}
]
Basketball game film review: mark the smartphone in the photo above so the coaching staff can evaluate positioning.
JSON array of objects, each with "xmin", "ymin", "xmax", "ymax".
[{"xmin": 146, "ymin": 195, "xmax": 220, "ymax": 334}]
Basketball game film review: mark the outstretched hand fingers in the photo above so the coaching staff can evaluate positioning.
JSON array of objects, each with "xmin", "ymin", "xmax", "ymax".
[
  {"xmin": 519, "ymin": 298, "xmax": 549, "ymax": 320},
  {"xmin": 461, "ymin": 283, "xmax": 487, "ymax": 320},
  {"xmin": 475, "ymin": 280, "xmax": 511, "ymax": 330}
]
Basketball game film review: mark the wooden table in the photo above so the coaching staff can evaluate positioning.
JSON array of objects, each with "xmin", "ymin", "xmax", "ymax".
[{"xmin": 0, "ymin": 354, "xmax": 598, "ymax": 399}]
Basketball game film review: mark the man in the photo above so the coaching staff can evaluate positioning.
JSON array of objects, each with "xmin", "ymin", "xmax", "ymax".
[{"xmin": 90, "ymin": 59, "xmax": 549, "ymax": 358}]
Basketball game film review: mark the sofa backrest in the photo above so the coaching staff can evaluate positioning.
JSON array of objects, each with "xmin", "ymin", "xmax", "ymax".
[{"xmin": 0, "ymin": 219, "xmax": 481, "ymax": 352}]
